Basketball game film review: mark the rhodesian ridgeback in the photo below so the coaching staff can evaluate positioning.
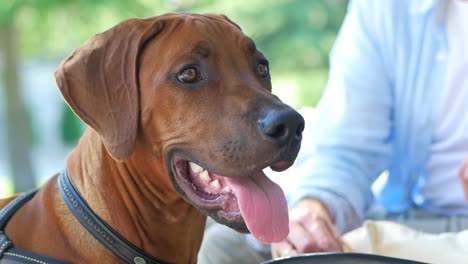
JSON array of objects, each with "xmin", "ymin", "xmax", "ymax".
[{"xmin": 0, "ymin": 14, "xmax": 304, "ymax": 263}]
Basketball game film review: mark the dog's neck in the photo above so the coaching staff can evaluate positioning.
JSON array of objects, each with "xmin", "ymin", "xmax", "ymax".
[{"xmin": 65, "ymin": 129, "xmax": 206, "ymax": 263}]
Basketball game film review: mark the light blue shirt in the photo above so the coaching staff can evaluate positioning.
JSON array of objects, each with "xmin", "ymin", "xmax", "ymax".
[{"xmin": 287, "ymin": 0, "xmax": 468, "ymax": 234}]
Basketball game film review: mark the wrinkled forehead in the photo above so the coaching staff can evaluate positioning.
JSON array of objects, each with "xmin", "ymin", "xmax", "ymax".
[{"xmin": 154, "ymin": 14, "xmax": 258, "ymax": 57}]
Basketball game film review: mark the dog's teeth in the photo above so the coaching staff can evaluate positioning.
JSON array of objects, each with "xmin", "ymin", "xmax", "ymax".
[
  {"xmin": 210, "ymin": 179, "xmax": 221, "ymax": 190},
  {"xmin": 190, "ymin": 162, "xmax": 204, "ymax": 174},
  {"xmin": 199, "ymin": 170, "xmax": 210, "ymax": 182},
  {"xmin": 222, "ymin": 186, "xmax": 231, "ymax": 193}
]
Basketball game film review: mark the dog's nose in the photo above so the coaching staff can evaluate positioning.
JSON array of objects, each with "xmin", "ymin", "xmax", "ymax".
[{"xmin": 258, "ymin": 108, "xmax": 305, "ymax": 146}]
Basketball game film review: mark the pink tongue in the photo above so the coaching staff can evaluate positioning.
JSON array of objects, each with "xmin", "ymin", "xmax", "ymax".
[{"xmin": 224, "ymin": 171, "xmax": 289, "ymax": 243}]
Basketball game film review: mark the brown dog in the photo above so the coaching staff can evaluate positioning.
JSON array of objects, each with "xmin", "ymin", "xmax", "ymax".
[{"xmin": 0, "ymin": 14, "xmax": 304, "ymax": 263}]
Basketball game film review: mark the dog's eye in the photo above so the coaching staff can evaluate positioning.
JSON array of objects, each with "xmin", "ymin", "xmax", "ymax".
[
  {"xmin": 177, "ymin": 67, "xmax": 201, "ymax": 83},
  {"xmin": 257, "ymin": 62, "xmax": 269, "ymax": 78}
]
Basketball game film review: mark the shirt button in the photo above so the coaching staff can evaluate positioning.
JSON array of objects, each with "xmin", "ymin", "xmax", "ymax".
[{"xmin": 420, "ymin": 118, "xmax": 428, "ymax": 126}]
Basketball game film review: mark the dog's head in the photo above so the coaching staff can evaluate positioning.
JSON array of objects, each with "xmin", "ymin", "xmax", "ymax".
[{"xmin": 55, "ymin": 13, "xmax": 304, "ymax": 243}]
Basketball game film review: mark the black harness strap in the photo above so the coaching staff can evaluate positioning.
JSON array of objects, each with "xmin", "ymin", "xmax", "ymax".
[
  {"xmin": 58, "ymin": 171, "xmax": 169, "ymax": 264},
  {"xmin": 1, "ymin": 248, "xmax": 67, "ymax": 264},
  {"xmin": 0, "ymin": 190, "xmax": 66, "ymax": 264},
  {"xmin": 0, "ymin": 189, "xmax": 37, "ymax": 259},
  {"xmin": 0, "ymin": 190, "xmax": 37, "ymax": 231},
  {"xmin": 0, "ymin": 232, "xmax": 12, "ymax": 257}
]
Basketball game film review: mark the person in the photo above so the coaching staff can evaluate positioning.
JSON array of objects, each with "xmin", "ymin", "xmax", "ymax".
[
  {"xmin": 459, "ymin": 160, "xmax": 468, "ymax": 201},
  {"xmin": 198, "ymin": 0, "xmax": 468, "ymax": 263}
]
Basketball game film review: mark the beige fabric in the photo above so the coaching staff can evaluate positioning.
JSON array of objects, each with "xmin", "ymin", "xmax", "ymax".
[{"xmin": 342, "ymin": 220, "xmax": 468, "ymax": 264}]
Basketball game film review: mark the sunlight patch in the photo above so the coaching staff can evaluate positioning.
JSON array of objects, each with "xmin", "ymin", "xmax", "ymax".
[{"xmin": 0, "ymin": 177, "xmax": 13, "ymax": 199}]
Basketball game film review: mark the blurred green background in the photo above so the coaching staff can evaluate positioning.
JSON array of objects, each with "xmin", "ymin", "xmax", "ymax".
[{"xmin": 0, "ymin": 0, "xmax": 347, "ymax": 197}]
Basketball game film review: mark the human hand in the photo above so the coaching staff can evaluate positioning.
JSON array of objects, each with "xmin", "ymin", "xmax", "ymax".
[
  {"xmin": 271, "ymin": 198, "xmax": 344, "ymax": 258},
  {"xmin": 459, "ymin": 158, "xmax": 468, "ymax": 201}
]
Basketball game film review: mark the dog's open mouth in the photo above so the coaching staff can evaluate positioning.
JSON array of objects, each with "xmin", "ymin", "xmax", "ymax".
[{"xmin": 171, "ymin": 154, "xmax": 289, "ymax": 243}]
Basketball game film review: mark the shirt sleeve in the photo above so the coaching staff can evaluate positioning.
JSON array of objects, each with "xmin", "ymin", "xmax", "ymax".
[{"xmin": 286, "ymin": 0, "xmax": 394, "ymax": 234}]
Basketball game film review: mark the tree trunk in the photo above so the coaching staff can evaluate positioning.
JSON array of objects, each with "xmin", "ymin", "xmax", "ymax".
[{"xmin": 0, "ymin": 22, "xmax": 36, "ymax": 192}]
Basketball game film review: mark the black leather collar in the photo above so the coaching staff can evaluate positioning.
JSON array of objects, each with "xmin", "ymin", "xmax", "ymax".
[{"xmin": 58, "ymin": 170, "xmax": 169, "ymax": 264}]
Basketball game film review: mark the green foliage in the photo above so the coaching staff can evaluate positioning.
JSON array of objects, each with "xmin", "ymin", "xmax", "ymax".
[
  {"xmin": 60, "ymin": 103, "xmax": 83, "ymax": 145},
  {"xmin": 0, "ymin": 176, "xmax": 13, "ymax": 198},
  {"xmin": 179, "ymin": 0, "xmax": 347, "ymax": 106},
  {"xmin": 2, "ymin": 0, "xmax": 347, "ymax": 146},
  {"xmin": 7, "ymin": 0, "xmax": 347, "ymax": 104},
  {"xmin": 0, "ymin": 0, "xmax": 20, "ymax": 26},
  {"xmin": 26, "ymin": 104, "xmax": 40, "ymax": 145},
  {"xmin": 6, "ymin": 0, "xmax": 174, "ymax": 58}
]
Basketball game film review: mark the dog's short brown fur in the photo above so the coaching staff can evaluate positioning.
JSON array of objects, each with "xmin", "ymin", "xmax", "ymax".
[{"xmin": 0, "ymin": 14, "xmax": 303, "ymax": 263}]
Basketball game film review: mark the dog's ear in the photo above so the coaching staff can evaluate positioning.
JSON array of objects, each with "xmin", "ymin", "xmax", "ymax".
[{"xmin": 55, "ymin": 18, "xmax": 163, "ymax": 161}]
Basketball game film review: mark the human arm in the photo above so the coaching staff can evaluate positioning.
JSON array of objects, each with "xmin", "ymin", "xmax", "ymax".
[
  {"xmin": 273, "ymin": 0, "xmax": 395, "ymax": 257},
  {"xmin": 459, "ymin": 158, "xmax": 468, "ymax": 201}
]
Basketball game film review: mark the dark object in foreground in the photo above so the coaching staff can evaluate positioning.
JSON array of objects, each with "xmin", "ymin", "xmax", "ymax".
[{"xmin": 262, "ymin": 253, "xmax": 428, "ymax": 264}]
